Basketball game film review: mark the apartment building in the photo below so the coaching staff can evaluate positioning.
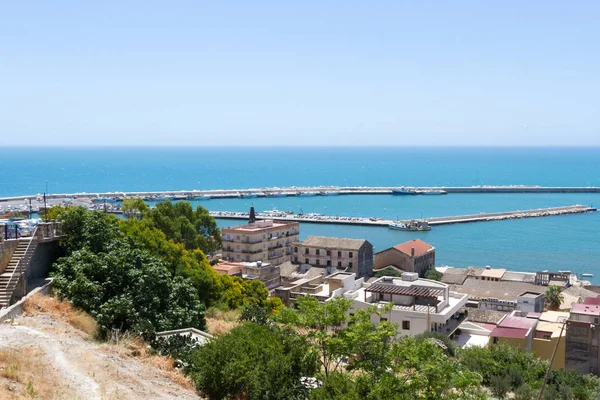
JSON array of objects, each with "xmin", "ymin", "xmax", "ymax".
[
  {"xmin": 565, "ymin": 303, "xmax": 600, "ymax": 374},
  {"xmin": 221, "ymin": 219, "xmax": 299, "ymax": 266},
  {"xmin": 292, "ymin": 236, "xmax": 374, "ymax": 278}
]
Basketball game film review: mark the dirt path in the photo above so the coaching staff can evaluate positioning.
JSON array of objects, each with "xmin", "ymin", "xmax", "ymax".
[{"xmin": 0, "ymin": 314, "xmax": 200, "ymax": 400}]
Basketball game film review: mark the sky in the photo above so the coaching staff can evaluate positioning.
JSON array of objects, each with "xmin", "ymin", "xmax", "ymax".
[{"xmin": 1, "ymin": 1, "xmax": 599, "ymax": 146}]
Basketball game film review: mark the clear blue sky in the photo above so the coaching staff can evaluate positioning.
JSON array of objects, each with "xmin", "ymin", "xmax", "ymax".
[{"xmin": 1, "ymin": 1, "xmax": 598, "ymax": 146}]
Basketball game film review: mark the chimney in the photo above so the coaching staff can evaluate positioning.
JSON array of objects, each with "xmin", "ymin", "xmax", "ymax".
[
  {"xmin": 249, "ymin": 206, "xmax": 256, "ymax": 223},
  {"xmin": 411, "ymin": 247, "xmax": 415, "ymax": 257}
]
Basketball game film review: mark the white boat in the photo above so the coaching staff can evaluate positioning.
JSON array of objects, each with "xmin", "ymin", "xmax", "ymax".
[
  {"xmin": 321, "ymin": 191, "xmax": 340, "ymax": 196},
  {"xmin": 242, "ymin": 193, "xmax": 259, "ymax": 198},
  {"xmin": 582, "ymin": 273, "xmax": 594, "ymax": 278},
  {"xmin": 299, "ymin": 191, "xmax": 318, "ymax": 197},
  {"xmin": 267, "ymin": 192, "xmax": 288, "ymax": 197},
  {"xmin": 419, "ymin": 189, "xmax": 447, "ymax": 195},
  {"xmin": 389, "ymin": 220, "xmax": 431, "ymax": 231}
]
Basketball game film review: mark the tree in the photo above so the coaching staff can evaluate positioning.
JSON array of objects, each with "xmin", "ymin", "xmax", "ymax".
[
  {"xmin": 514, "ymin": 384, "xmax": 536, "ymax": 400},
  {"xmin": 424, "ymin": 267, "xmax": 443, "ymax": 281},
  {"xmin": 121, "ymin": 198, "xmax": 150, "ymax": 218},
  {"xmin": 490, "ymin": 375, "xmax": 511, "ymax": 399},
  {"xmin": 189, "ymin": 323, "xmax": 318, "ymax": 400},
  {"xmin": 545, "ymin": 285, "xmax": 564, "ymax": 310}
]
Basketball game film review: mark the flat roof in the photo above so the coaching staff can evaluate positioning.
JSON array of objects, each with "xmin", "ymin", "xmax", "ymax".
[
  {"xmin": 490, "ymin": 327, "xmax": 529, "ymax": 339},
  {"xmin": 536, "ymin": 321, "xmax": 565, "ymax": 337},
  {"xmin": 481, "ymin": 268, "xmax": 506, "ymax": 279},
  {"xmin": 450, "ymin": 277, "xmax": 549, "ymax": 301},
  {"xmin": 301, "ymin": 236, "xmax": 367, "ymax": 250},
  {"xmin": 224, "ymin": 220, "xmax": 297, "ymax": 232},
  {"xmin": 520, "ymin": 292, "xmax": 543, "ymax": 298},
  {"xmin": 572, "ymin": 304, "xmax": 600, "ymax": 316}
]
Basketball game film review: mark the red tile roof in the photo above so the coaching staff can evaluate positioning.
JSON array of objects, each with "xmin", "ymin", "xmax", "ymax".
[
  {"xmin": 498, "ymin": 316, "xmax": 537, "ymax": 330},
  {"xmin": 572, "ymin": 304, "xmax": 600, "ymax": 316},
  {"xmin": 393, "ymin": 239, "xmax": 434, "ymax": 257},
  {"xmin": 583, "ymin": 296, "xmax": 600, "ymax": 305},
  {"xmin": 490, "ymin": 327, "xmax": 529, "ymax": 339}
]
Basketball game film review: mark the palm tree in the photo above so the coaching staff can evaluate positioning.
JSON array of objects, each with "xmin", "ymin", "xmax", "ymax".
[{"xmin": 545, "ymin": 285, "xmax": 564, "ymax": 310}]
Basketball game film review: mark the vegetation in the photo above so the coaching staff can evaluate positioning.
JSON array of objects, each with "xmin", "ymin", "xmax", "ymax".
[
  {"xmin": 424, "ymin": 267, "xmax": 443, "ymax": 281},
  {"xmin": 373, "ymin": 268, "xmax": 403, "ymax": 278},
  {"xmin": 545, "ymin": 285, "xmax": 565, "ymax": 310}
]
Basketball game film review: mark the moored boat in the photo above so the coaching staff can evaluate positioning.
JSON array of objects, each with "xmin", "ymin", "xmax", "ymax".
[
  {"xmin": 582, "ymin": 273, "xmax": 594, "ymax": 278},
  {"xmin": 299, "ymin": 191, "xmax": 318, "ymax": 197},
  {"xmin": 419, "ymin": 189, "xmax": 447, "ymax": 195},
  {"xmin": 389, "ymin": 219, "xmax": 431, "ymax": 231}
]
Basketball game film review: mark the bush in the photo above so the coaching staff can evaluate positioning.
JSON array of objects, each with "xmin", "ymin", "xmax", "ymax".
[
  {"xmin": 490, "ymin": 375, "xmax": 511, "ymax": 399},
  {"xmin": 514, "ymin": 383, "xmax": 536, "ymax": 400}
]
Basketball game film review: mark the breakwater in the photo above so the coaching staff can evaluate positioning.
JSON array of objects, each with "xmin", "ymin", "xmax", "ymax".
[
  {"xmin": 210, "ymin": 205, "xmax": 596, "ymax": 227},
  {"xmin": 2, "ymin": 185, "xmax": 600, "ymax": 203}
]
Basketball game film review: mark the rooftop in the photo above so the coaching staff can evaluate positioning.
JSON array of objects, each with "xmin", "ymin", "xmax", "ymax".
[
  {"xmin": 490, "ymin": 327, "xmax": 529, "ymax": 339},
  {"xmin": 519, "ymin": 291, "xmax": 543, "ymax": 299},
  {"xmin": 539, "ymin": 311, "xmax": 569, "ymax": 323},
  {"xmin": 583, "ymin": 296, "xmax": 600, "ymax": 305},
  {"xmin": 481, "ymin": 268, "xmax": 507, "ymax": 279},
  {"xmin": 502, "ymin": 271, "xmax": 536, "ymax": 283},
  {"xmin": 498, "ymin": 315, "xmax": 537, "ymax": 330},
  {"xmin": 212, "ymin": 261, "xmax": 244, "ymax": 276},
  {"xmin": 367, "ymin": 282, "xmax": 445, "ymax": 299},
  {"xmin": 535, "ymin": 321, "xmax": 565, "ymax": 338},
  {"xmin": 571, "ymin": 304, "xmax": 600, "ymax": 316},
  {"xmin": 450, "ymin": 277, "xmax": 549, "ymax": 301},
  {"xmin": 224, "ymin": 219, "xmax": 297, "ymax": 232},
  {"xmin": 465, "ymin": 308, "xmax": 507, "ymax": 324},
  {"xmin": 301, "ymin": 236, "xmax": 368, "ymax": 250},
  {"xmin": 392, "ymin": 239, "xmax": 434, "ymax": 257}
]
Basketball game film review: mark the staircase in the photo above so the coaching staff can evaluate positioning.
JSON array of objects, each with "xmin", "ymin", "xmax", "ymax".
[{"xmin": 0, "ymin": 234, "xmax": 38, "ymax": 308}]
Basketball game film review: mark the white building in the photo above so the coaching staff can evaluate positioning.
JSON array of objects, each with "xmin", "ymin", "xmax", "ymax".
[{"xmin": 346, "ymin": 273, "xmax": 468, "ymax": 337}]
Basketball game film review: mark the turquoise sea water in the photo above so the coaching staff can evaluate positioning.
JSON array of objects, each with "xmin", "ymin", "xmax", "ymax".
[{"xmin": 1, "ymin": 147, "xmax": 599, "ymax": 281}]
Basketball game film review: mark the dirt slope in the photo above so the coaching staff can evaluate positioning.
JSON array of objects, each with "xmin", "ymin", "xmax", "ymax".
[{"xmin": 0, "ymin": 298, "xmax": 200, "ymax": 400}]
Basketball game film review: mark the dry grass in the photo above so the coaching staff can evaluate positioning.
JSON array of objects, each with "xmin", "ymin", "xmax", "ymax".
[
  {"xmin": 103, "ymin": 333, "xmax": 195, "ymax": 391},
  {"xmin": 0, "ymin": 347, "xmax": 72, "ymax": 399},
  {"xmin": 23, "ymin": 293, "xmax": 98, "ymax": 339},
  {"xmin": 205, "ymin": 307, "xmax": 240, "ymax": 335}
]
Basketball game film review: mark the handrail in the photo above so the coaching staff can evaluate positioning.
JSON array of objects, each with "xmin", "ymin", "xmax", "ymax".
[{"xmin": 3, "ymin": 226, "xmax": 38, "ymax": 295}]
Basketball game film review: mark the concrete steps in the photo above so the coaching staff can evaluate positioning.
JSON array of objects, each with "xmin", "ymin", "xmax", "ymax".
[{"xmin": 0, "ymin": 238, "xmax": 37, "ymax": 308}]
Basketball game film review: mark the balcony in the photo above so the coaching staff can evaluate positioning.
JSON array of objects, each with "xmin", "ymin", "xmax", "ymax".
[{"xmin": 241, "ymin": 249, "xmax": 263, "ymax": 254}]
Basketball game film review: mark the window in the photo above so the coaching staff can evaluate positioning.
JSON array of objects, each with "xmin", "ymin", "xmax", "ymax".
[
  {"xmin": 327, "ymin": 260, "xmax": 331, "ymax": 266},
  {"xmin": 493, "ymin": 337, "xmax": 498, "ymax": 344},
  {"xmin": 338, "ymin": 251, "xmax": 342, "ymax": 257},
  {"xmin": 305, "ymin": 248, "xmax": 309, "ymax": 255},
  {"xmin": 338, "ymin": 261, "xmax": 342, "ymax": 267},
  {"xmin": 316, "ymin": 249, "xmax": 320, "ymax": 255},
  {"xmin": 294, "ymin": 257, "xmax": 298, "ymax": 263},
  {"xmin": 595, "ymin": 318, "xmax": 600, "ymax": 325},
  {"xmin": 349, "ymin": 252, "xmax": 353, "ymax": 258},
  {"xmin": 327, "ymin": 249, "xmax": 331, "ymax": 256},
  {"xmin": 543, "ymin": 335, "xmax": 551, "ymax": 340},
  {"xmin": 294, "ymin": 247, "xmax": 298, "ymax": 252},
  {"xmin": 305, "ymin": 258, "xmax": 309, "ymax": 264},
  {"xmin": 349, "ymin": 262, "xmax": 353, "ymax": 268},
  {"xmin": 402, "ymin": 321, "xmax": 410, "ymax": 330},
  {"xmin": 316, "ymin": 259, "xmax": 320, "ymax": 266}
]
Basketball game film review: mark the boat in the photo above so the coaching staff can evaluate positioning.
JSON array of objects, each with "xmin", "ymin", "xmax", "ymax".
[
  {"xmin": 582, "ymin": 273, "xmax": 594, "ymax": 278},
  {"xmin": 392, "ymin": 188, "xmax": 418, "ymax": 195},
  {"xmin": 419, "ymin": 189, "xmax": 447, "ymax": 195},
  {"xmin": 299, "ymin": 191, "xmax": 318, "ymax": 197},
  {"xmin": 242, "ymin": 193, "xmax": 258, "ymax": 198},
  {"xmin": 389, "ymin": 219, "xmax": 431, "ymax": 231},
  {"xmin": 267, "ymin": 192, "xmax": 288, "ymax": 197},
  {"xmin": 194, "ymin": 195, "xmax": 212, "ymax": 200},
  {"xmin": 321, "ymin": 191, "xmax": 340, "ymax": 196}
]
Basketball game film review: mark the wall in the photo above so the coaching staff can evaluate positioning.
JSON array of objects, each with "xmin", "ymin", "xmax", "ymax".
[
  {"xmin": 533, "ymin": 337, "xmax": 566, "ymax": 369},
  {"xmin": 27, "ymin": 241, "xmax": 60, "ymax": 280},
  {"xmin": 0, "ymin": 240, "xmax": 18, "ymax": 274},
  {"xmin": 374, "ymin": 248, "xmax": 411, "ymax": 271},
  {"xmin": 496, "ymin": 336, "xmax": 528, "ymax": 350}
]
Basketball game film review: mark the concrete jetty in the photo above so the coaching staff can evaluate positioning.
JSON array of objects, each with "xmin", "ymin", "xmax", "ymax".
[
  {"xmin": 1, "ymin": 185, "xmax": 600, "ymax": 204},
  {"xmin": 210, "ymin": 205, "xmax": 597, "ymax": 228}
]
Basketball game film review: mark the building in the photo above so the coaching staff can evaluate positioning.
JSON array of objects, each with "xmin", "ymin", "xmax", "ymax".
[
  {"xmin": 349, "ymin": 273, "xmax": 468, "ymax": 337},
  {"xmin": 517, "ymin": 291, "xmax": 545, "ymax": 314},
  {"xmin": 532, "ymin": 311, "xmax": 568, "ymax": 369},
  {"xmin": 274, "ymin": 271, "xmax": 364, "ymax": 306},
  {"xmin": 566, "ymin": 304, "xmax": 600, "ymax": 374},
  {"xmin": 221, "ymin": 216, "xmax": 299, "ymax": 266},
  {"xmin": 212, "ymin": 261, "xmax": 243, "ymax": 276},
  {"xmin": 490, "ymin": 315, "xmax": 538, "ymax": 351},
  {"xmin": 241, "ymin": 261, "xmax": 281, "ymax": 289},
  {"xmin": 374, "ymin": 239, "xmax": 435, "ymax": 277},
  {"xmin": 292, "ymin": 236, "xmax": 373, "ymax": 278}
]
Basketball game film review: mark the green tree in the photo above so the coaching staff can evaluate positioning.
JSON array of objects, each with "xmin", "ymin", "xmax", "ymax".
[
  {"xmin": 545, "ymin": 285, "xmax": 564, "ymax": 310},
  {"xmin": 514, "ymin": 384, "xmax": 536, "ymax": 400},
  {"xmin": 121, "ymin": 198, "xmax": 150, "ymax": 218},
  {"xmin": 490, "ymin": 375, "xmax": 511, "ymax": 399},
  {"xmin": 189, "ymin": 323, "xmax": 318, "ymax": 400},
  {"xmin": 424, "ymin": 267, "xmax": 443, "ymax": 281}
]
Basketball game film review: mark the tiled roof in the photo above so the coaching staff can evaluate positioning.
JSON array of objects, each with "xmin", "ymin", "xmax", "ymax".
[
  {"xmin": 393, "ymin": 239, "xmax": 434, "ymax": 257},
  {"xmin": 302, "ymin": 236, "xmax": 367, "ymax": 250},
  {"xmin": 465, "ymin": 309, "xmax": 507, "ymax": 324},
  {"xmin": 490, "ymin": 327, "xmax": 529, "ymax": 339},
  {"xmin": 441, "ymin": 273, "xmax": 468, "ymax": 285},
  {"xmin": 583, "ymin": 296, "xmax": 600, "ymax": 305}
]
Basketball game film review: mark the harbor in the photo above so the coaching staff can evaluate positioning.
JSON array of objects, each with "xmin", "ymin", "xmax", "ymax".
[{"xmin": 209, "ymin": 205, "xmax": 597, "ymax": 228}]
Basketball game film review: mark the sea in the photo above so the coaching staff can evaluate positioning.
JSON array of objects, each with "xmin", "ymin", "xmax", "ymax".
[{"xmin": 1, "ymin": 147, "xmax": 599, "ymax": 282}]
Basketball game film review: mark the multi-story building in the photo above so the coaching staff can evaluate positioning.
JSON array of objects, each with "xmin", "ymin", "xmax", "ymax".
[
  {"xmin": 221, "ymin": 219, "xmax": 299, "ymax": 266},
  {"xmin": 350, "ymin": 273, "xmax": 468, "ymax": 337},
  {"xmin": 565, "ymin": 303, "xmax": 600, "ymax": 374},
  {"xmin": 292, "ymin": 236, "xmax": 374, "ymax": 278},
  {"xmin": 374, "ymin": 239, "xmax": 435, "ymax": 277}
]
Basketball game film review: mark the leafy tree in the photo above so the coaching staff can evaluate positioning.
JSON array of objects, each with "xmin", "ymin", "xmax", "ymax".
[
  {"xmin": 189, "ymin": 323, "xmax": 318, "ymax": 400},
  {"xmin": 514, "ymin": 384, "xmax": 536, "ymax": 400},
  {"xmin": 424, "ymin": 267, "xmax": 443, "ymax": 281},
  {"xmin": 144, "ymin": 201, "xmax": 222, "ymax": 254},
  {"xmin": 121, "ymin": 198, "xmax": 150, "ymax": 217},
  {"xmin": 545, "ymin": 285, "xmax": 564, "ymax": 310},
  {"xmin": 490, "ymin": 375, "xmax": 511, "ymax": 399}
]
